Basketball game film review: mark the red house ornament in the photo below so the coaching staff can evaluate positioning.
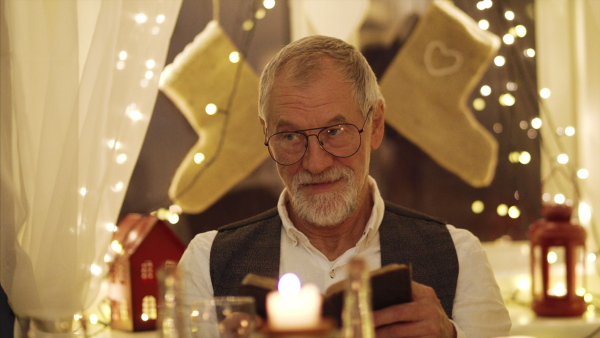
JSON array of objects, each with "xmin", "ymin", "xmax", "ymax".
[{"xmin": 108, "ymin": 213, "xmax": 186, "ymax": 331}]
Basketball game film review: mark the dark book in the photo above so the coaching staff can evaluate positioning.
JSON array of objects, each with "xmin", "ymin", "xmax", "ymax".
[{"xmin": 239, "ymin": 263, "xmax": 412, "ymax": 325}]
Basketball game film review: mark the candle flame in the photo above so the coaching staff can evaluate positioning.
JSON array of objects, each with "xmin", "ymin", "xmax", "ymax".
[{"xmin": 278, "ymin": 273, "xmax": 301, "ymax": 297}]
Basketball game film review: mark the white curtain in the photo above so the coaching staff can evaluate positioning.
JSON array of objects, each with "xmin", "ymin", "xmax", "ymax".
[{"xmin": 0, "ymin": 0, "xmax": 182, "ymax": 326}]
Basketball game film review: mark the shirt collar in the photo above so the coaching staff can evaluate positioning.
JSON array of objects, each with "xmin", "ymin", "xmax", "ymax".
[{"xmin": 277, "ymin": 175, "xmax": 385, "ymax": 245}]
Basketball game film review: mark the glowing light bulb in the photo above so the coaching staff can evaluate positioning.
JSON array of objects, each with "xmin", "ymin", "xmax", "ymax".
[
  {"xmin": 515, "ymin": 25, "xmax": 527, "ymax": 37},
  {"xmin": 242, "ymin": 19, "xmax": 254, "ymax": 31},
  {"xmin": 80, "ymin": 187, "xmax": 87, "ymax": 196},
  {"xmin": 497, "ymin": 204, "xmax": 508, "ymax": 216},
  {"xmin": 554, "ymin": 194, "xmax": 566, "ymax": 204},
  {"xmin": 478, "ymin": 20, "xmax": 490, "ymax": 30},
  {"xmin": 499, "ymin": 93, "xmax": 516, "ymax": 106},
  {"xmin": 168, "ymin": 213, "xmax": 180, "ymax": 224},
  {"xmin": 146, "ymin": 59, "xmax": 156, "ymax": 69},
  {"xmin": 577, "ymin": 169, "xmax": 589, "ymax": 179},
  {"xmin": 116, "ymin": 153, "xmax": 127, "ymax": 164},
  {"xmin": 540, "ymin": 88, "xmax": 551, "ymax": 98},
  {"xmin": 263, "ymin": 0, "xmax": 276, "ymax": 9},
  {"xmin": 579, "ymin": 202, "xmax": 592, "ymax": 224},
  {"xmin": 480, "ymin": 85, "xmax": 492, "ymax": 96},
  {"xmin": 519, "ymin": 151, "xmax": 531, "ymax": 164},
  {"xmin": 135, "ymin": 13, "xmax": 148, "ymax": 23},
  {"xmin": 531, "ymin": 117, "xmax": 542, "ymax": 129},
  {"xmin": 494, "ymin": 55, "xmax": 506, "ymax": 67},
  {"xmin": 141, "ymin": 314, "xmax": 149, "ymax": 321},
  {"xmin": 505, "ymin": 11, "xmax": 515, "ymax": 20},
  {"xmin": 145, "ymin": 71, "xmax": 154, "ymax": 80},
  {"xmin": 473, "ymin": 98, "xmax": 486, "ymax": 111},
  {"xmin": 194, "ymin": 153, "xmax": 205, "ymax": 164},
  {"xmin": 588, "ymin": 253, "xmax": 597, "ymax": 263},
  {"xmin": 156, "ymin": 14, "xmax": 165, "ymax": 24},
  {"xmin": 509, "ymin": 151, "xmax": 521, "ymax": 163},
  {"xmin": 205, "ymin": 103, "xmax": 218, "ymax": 115},
  {"xmin": 119, "ymin": 51, "xmax": 128, "ymax": 60},
  {"xmin": 108, "ymin": 139, "xmax": 122, "ymax": 149},
  {"xmin": 503, "ymin": 34, "xmax": 515, "ymax": 45},
  {"xmin": 565, "ymin": 126, "xmax": 575, "ymax": 136},
  {"xmin": 127, "ymin": 108, "xmax": 143, "ymax": 121},
  {"xmin": 557, "ymin": 153, "xmax": 569, "ymax": 164},
  {"xmin": 229, "ymin": 51, "xmax": 241, "ymax": 63},
  {"xmin": 524, "ymin": 48, "xmax": 535, "ymax": 57},
  {"xmin": 471, "ymin": 200, "xmax": 484, "ymax": 214},
  {"xmin": 255, "ymin": 8, "xmax": 266, "ymax": 19},
  {"xmin": 89, "ymin": 314, "xmax": 99, "ymax": 325},
  {"xmin": 90, "ymin": 264, "xmax": 102, "ymax": 275},
  {"xmin": 517, "ymin": 278, "xmax": 529, "ymax": 290},
  {"xmin": 508, "ymin": 206, "xmax": 520, "ymax": 219},
  {"xmin": 112, "ymin": 181, "xmax": 124, "ymax": 192},
  {"xmin": 106, "ymin": 223, "xmax": 118, "ymax": 232}
]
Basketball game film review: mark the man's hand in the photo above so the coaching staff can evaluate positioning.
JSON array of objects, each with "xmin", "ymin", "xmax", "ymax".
[{"xmin": 372, "ymin": 281, "xmax": 456, "ymax": 338}]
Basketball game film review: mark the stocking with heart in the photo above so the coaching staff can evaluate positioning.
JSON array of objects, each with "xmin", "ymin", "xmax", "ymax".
[
  {"xmin": 159, "ymin": 21, "xmax": 267, "ymax": 214},
  {"xmin": 380, "ymin": 1, "xmax": 500, "ymax": 187}
]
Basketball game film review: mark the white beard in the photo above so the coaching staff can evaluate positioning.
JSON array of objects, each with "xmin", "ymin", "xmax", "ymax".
[{"xmin": 290, "ymin": 167, "xmax": 359, "ymax": 227}]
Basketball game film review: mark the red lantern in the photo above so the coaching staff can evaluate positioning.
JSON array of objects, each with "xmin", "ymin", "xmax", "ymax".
[{"xmin": 529, "ymin": 204, "xmax": 587, "ymax": 316}]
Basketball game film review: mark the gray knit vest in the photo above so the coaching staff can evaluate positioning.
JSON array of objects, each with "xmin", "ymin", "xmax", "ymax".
[{"xmin": 209, "ymin": 201, "xmax": 458, "ymax": 318}]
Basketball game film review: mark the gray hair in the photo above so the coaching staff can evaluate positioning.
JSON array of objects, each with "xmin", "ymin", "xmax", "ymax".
[{"xmin": 258, "ymin": 35, "xmax": 384, "ymax": 121}]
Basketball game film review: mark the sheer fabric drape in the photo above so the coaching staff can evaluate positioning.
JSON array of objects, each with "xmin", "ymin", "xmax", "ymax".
[{"xmin": 0, "ymin": 0, "xmax": 182, "ymax": 325}]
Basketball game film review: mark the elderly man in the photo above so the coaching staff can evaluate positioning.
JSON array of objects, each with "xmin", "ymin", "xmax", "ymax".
[{"xmin": 179, "ymin": 35, "xmax": 511, "ymax": 337}]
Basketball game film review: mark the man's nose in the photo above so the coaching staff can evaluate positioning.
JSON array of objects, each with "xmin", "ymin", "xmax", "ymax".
[{"xmin": 301, "ymin": 134, "xmax": 334, "ymax": 173}]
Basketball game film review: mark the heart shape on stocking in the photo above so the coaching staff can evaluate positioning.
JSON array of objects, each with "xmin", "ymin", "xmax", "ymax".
[{"xmin": 424, "ymin": 40, "xmax": 464, "ymax": 77}]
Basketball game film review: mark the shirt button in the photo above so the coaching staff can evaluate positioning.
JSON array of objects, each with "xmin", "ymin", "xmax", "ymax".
[{"xmin": 329, "ymin": 269, "xmax": 335, "ymax": 279}]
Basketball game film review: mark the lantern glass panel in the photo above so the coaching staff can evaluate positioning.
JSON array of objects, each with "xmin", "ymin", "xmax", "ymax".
[
  {"xmin": 575, "ymin": 246, "xmax": 585, "ymax": 292},
  {"xmin": 547, "ymin": 246, "xmax": 566, "ymax": 296}
]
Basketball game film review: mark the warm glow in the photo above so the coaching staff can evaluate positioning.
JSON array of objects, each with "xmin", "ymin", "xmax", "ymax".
[
  {"xmin": 278, "ymin": 273, "xmax": 301, "ymax": 297},
  {"xmin": 106, "ymin": 223, "xmax": 118, "ymax": 232},
  {"xmin": 108, "ymin": 139, "xmax": 122, "ymax": 149},
  {"xmin": 473, "ymin": 98, "xmax": 486, "ymax": 111},
  {"xmin": 579, "ymin": 202, "xmax": 592, "ymax": 225},
  {"xmin": 505, "ymin": 11, "xmax": 515, "ymax": 20},
  {"xmin": 557, "ymin": 153, "xmax": 569, "ymax": 164},
  {"xmin": 478, "ymin": 20, "xmax": 490, "ymax": 30},
  {"xmin": 494, "ymin": 55, "xmax": 506, "ymax": 67},
  {"xmin": 508, "ymin": 151, "xmax": 520, "ymax": 163},
  {"xmin": 111, "ymin": 240, "xmax": 124, "ymax": 254},
  {"xmin": 499, "ymin": 93, "xmax": 515, "ymax": 106},
  {"xmin": 112, "ymin": 181, "xmax": 124, "ymax": 192},
  {"xmin": 508, "ymin": 206, "xmax": 521, "ymax": 219},
  {"xmin": 156, "ymin": 14, "xmax": 166, "ymax": 24},
  {"xmin": 205, "ymin": 103, "xmax": 218, "ymax": 115},
  {"xmin": 119, "ymin": 51, "xmax": 128, "ymax": 61},
  {"xmin": 497, "ymin": 204, "xmax": 508, "ymax": 216},
  {"xmin": 540, "ymin": 88, "xmax": 551, "ymax": 98},
  {"xmin": 578, "ymin": 169, "xmax": 589, "ymax": 179},
  {"xmin": 116, "ymin": 153, "xmax": 127, "ymax": 164},
  {"xmin": 128, "ymin": 109, "xmax": 143, "ymax": 121},
  {"xmin": 141, "ymin": 313, "xmax": 149, "ymax": 321},
  {"xmin": 263, "ymin": 0, "xmax": 276, "ymax": 9},
  {"xmin": 471, "ymin": 200, "xmax": 485, "ymax": 214},
  {"xmin": 524, "ymin": 48, "xmax": 536, "ymax": 57},
  {"xmin": 242, "ymin": 19, "xmax": 254, "ymax": 31},
  {"xmin": 548, "ymin": 282, "xmax": 567, "ymax": 297},
  {"xmin": 79, "ymin": 187, "xmax": 87, "ymax": 196},
  {"xmin": 517, "ymin": 278, "xmax": 529, "ymax": 291},
  {"xmin": 519, "ymin": 152, "xmax": 531, "ymax": 164},
  {"xmin": 554, "ymin": 194, "xmax": 566, "ymax": 204},
  {"xmin": 547, "ymin": 251, "xmax": 558, "ymax": 264},
  {"xmin": 194, "ymin": 153, "xmax": 205, "ymax": 164},
  {"xmin": 503, "ymin": 34, "xmax": 515, "ymax": 45},
  {"xmin": 229, "ymin": 51, "xmax": 241, "ymax": 63},
  {"xmin": 255, "ymin": 8, "xmax": 267, "ymax": 19},
  {"xmin": 135, "ymin": 13, "xmax": 148, "ymax": 23},
  {"xmin": 90, "ymin": 264, "xmax": 102, "ymax": 276},
  {"xmin": 515, "ymin": 25, "xmax": 527, "ymax": 37},
  {"xmin": 168, "ymin": 213, "xmax": 180, "ymax": 225},
  {"xmin": 146, "ymin": 59, "xmax": 156, "ymax": 69},
  {"xmin": 565, "ymin": 126, "xmax": 575, "ymax": 136},
  {"xmin": 480, "ymin": 85, "xmax": 492, "ymax": 96},
  {"xmin": 531, "ymin": 117, "xmax": 542, "ymax": 129},
  {"xmin": 89, "ymin": 314, "xmax": 99, "ymax": 325}
]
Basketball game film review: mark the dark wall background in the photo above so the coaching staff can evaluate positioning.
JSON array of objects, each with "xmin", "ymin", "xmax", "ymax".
[{"xmin": 120, "ymin": 0, "xmax": 541, "ymax": 244}]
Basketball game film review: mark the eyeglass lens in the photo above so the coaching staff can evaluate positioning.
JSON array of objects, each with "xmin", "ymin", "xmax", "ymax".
[{"xmin": 267, "ymin": 124, "xmax": 361, "ymax": 165}]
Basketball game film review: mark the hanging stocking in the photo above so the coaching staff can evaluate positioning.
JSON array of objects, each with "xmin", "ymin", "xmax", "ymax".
[
  {"xmin": 159, "ymin": 21, "xmax": 266, "ymax": 214},
  {"xmin": 380, "ymin": 1, "xmax": 500, "ymax": 187}
]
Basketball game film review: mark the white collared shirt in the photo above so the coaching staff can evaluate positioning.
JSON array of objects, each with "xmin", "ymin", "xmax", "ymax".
[{"xmin": 178, "ymin": 176, "xmax": 511, "ymax": 337}]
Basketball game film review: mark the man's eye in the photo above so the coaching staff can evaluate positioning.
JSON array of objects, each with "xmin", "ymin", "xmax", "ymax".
[
  {"xmin": 283, "ymin": 133, "xmax": 300, "ymax": 141},
  {"xmin": 327, "ymin": 127, "xmax": 344, "ymax": 136}
]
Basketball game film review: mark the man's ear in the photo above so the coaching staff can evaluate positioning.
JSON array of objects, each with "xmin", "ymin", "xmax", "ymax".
[
  {"xmin": 370, "ymin": 100, "xmax": 385, "ymax": 150},
  {"xmin": 259, "ymin": 117, "xmax": 267, "ymax": 142}
]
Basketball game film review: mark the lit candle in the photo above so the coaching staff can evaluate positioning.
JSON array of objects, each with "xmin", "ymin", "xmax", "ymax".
[{"xmin": 266, "ymin": 273, "xmax": 322, "ymax": 330}]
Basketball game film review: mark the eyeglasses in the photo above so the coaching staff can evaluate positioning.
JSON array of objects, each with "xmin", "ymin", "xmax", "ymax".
[{"xmin": 264, "ymin": 108, "xmax": 372, "ymax": 166}]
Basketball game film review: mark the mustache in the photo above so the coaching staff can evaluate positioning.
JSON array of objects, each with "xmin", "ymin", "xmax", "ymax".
[{"xmin": 292, "ymin": 167, "xmax": 353, "ymax": 188}]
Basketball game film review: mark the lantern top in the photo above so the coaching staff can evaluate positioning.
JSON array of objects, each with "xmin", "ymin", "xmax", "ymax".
[{"xmin": 542, "ymin": 203, "xmax": 572, "ymax": 221}]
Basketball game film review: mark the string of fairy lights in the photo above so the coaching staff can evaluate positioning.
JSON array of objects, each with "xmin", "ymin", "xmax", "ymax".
[
  {"xmin": 91, "ymin": 0, "xmax": 597, "ymax": 334},
  {"xmin": 470, "ymin": 0, "xmax": 598, "ymax": 314}
]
